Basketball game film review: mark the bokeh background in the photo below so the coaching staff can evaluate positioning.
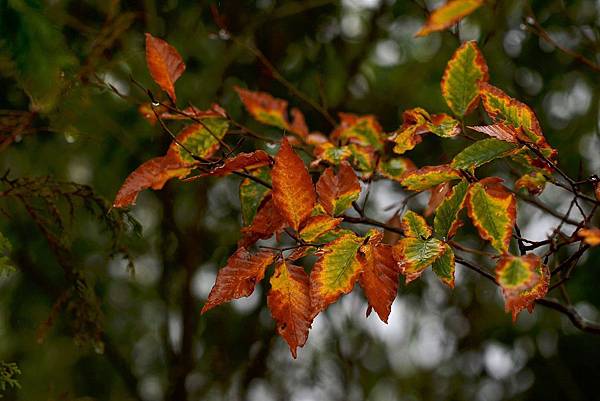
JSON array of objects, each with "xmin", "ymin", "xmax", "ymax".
[{"xmin": 1, "ymin": 0, "xmax": 600, "ymax": 400}]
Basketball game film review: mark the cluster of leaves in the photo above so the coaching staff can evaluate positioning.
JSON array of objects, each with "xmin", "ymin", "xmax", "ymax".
[
  {"xmin": 114, "ymin": 18, "xmax": 600, "ymax": 357},
  {"xmin": 0, "ymin": 361, "xmax": 20, "ymax": 397}
]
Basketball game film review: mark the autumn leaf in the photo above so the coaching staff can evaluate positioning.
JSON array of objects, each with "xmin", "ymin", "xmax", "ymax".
[
  {"xmin": 316, "ymin": 161, "xmax": 361, "ymax": 216},
  {"xmin": 377, "ymin": 157, "xmax": 416, "ymax": 182},
  {"xmin": 468, "ymin": 124, "xmax": 520, "ymax": 143},
  {"xmin": 330, "ymin": 113, "xmax": 384, "ymax": 150},
  {"xmin": 466, "ymin": 178, "xmax": 516, "ymax": 253},
  {"xmin": 358, "ymin": 231, "xmax": 399, "ymax": 323},
  {"xmin": 199, "ymin": 151, "xmax": 272, "ymax": 178},
  {"xmin": 428, "ymin": 113, "xmax": 461, "ymax": 138},
  {"xmin": 400, "ymin": 210, "xmax": 432, "ymax": 239},
  {"xmin": 235, "ymin": 87, "xmax": 308, "ymax": 137},
  {"xmin": 272, "ymin": 137, "xmax": 316, "ymax": 230},
  {"xmin": 425, "ymin": 182, "xmax": 452, "ymax": 217},
  {"xmin": 432, "ymin": 244, "xmax": 455, "ymax": 287},
  {"xmin": 578, "ymin": 228, "xmax": 600, "ymax": 246},
  {"xmin": 145, "ymin": 33, "xmax": 186, "ymax": 101},
  {"xmin": 390, "ymin": 109, "xmax": 459, "ymax": 155},
  {"xmin": 113, "ymin": 154, "xmax": 191, "ymax": 208},
  {"xmin": 441, "ymin": 41, "xmax": 488, "ymax": 117},
  {"xmin": 451, "ymin": 138, "xmax": 518, "ymax": 171},
  {"xmin": 310, "ymin": 233, "xmax": 363, "ymax": 316},
  {"xmin": 348, "ymin": 144, "xmax": 377, "ymax": 174},
  {"xmin": 415, "ymin": 0, "xmax": 484, "ymax": 37},
  {"xmin": 299, "ymin": 215, "xmax": 343, "ymax": 243},
  {"xmin": 166, "ymin": 116, "xmax": 229, "ymax": 164},
  {"xmin": 267, "ymin": 261, "xmax": 313, "ymax": 358},
  {"xmin": 201, "ymin": 248, "xmax": 276, "ymax": 313},
  {"xmin": 434, "ymin": 180, "xmax": 469, "ymax": 239},
  {"xmin": 390, "ymin": 125, "xmax": 423, "ymax": 155},
  {"xmin": 240, "ymin": 196, "xmax": 286, "ymax": 247},
  {"xmin": 479, "ymin": 83, "xmax": 557, "ymax": 161},
  {"xmin": 393, "ymin": 237, "xmax": 445, "ymax": 283},
  {"xmin": 312, "ymin": 142, "xmax": 352, "ymax": 167},
  {"xmin": 399, "ymin": 164, "xmax": 462, "ymax": 191},
  {"xmin": 495, "ymin": 254, "xmax": 549, "ymax": 320},
  {"xmin": 240, "ymin": 167, "xmax": 272, "ymax": 226},
  {"xmin": 515, "ymin": 172, "xmax": 547, "ymax": 196}
]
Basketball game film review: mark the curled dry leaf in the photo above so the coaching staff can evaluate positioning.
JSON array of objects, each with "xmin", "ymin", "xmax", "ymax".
[
  {"xmin": 145, "ymin": 33, "xmax": 186, "ymax": 101},
  {"xmin": 415, "ymin": 0, "xmax": 484, "ymax": 37}
]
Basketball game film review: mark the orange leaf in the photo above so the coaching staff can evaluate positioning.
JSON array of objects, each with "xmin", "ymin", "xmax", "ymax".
[
  {"xmin": 299, "ymin": 215, "xmax": 343, "ymax": 243},
  {"xmin": 201, "ymin": 247, "xmax": 276, "ymax": 314},
  {"xmin": 358, "ymin": 231, "xmax": 399, "ymax": 323},
  {"xmin": 330, "ymin": 113, "xmax": 385, "ymax": 150},
  {"xmin": 316, "ymin": 161, "xmax": 361, "ymax": 216},
  {"xmin": 267, "ymin": 261, "xmax": 313, "ymax": 358},
  {"xmin": 145, "ymin": 33, "xmax": 186, "ymax": 101},
  {"xmin": 113, "ymin": 154, "xmax": 190, "ymax": 208},
  {"xmin": 240, "ymin": 196, "xmax": 286, "ymax": 247},
  {"xmin": 416, "ymin": 0, "xmax": 484, "ymax": 37},
  {"xmin": 578, "ymin": 228, "xmax": 600, "ymax": 246},
  {"xmin": 468, "ymin": 124, "xmax": 519, "ymax": 143},
  {"xmin": 272, "ymin": 137, "xmax": 316, "ymax": 230}
]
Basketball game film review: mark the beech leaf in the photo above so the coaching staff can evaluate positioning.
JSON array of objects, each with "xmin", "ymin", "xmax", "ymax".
[
  {"xmin": 316, "ymin": 161, "xmax": 361, "ymax": 216},
  {"xmin": 145, "ymin": 33, "xmax": 185, "ymax": 101}
]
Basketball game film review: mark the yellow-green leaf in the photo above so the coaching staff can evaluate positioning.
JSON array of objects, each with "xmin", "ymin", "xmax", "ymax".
[
  {"xmin": 432, "ymin": 244, "xmax": 455, "ymax": 288},
  {"xmin": 392, "ymin": 237, "xmax": 445, "ymax": 283},
  {"xmin": 331, "ymin": 113, "xmax": 384, "ymax": 150},
  {"xmin": 466, "ymin": 178, "xmax": 516, "ymax": 253},
  {"xmin": 167, "ymin": 117, "xmax": 229, "ymax": 164},
  {"xmin": 400, "ymin": 210, "xmax": 432, "ymax": 239},
  {"xmin": 400, "ymin": 165, "xmax": 462, "ymax": 191},
  {"xmin": 377, "ymin": 157, "xmax": 416, "ymax": 182},
  {"xmin": 310, "ymin": 233, "xmax": 363, "ymax": 315},
  {"xmin": 299, "ymin": 215, "xmax": 343, "ymax": 243},
  {"xmin": 441, "ymin": 41, "xmax": 489, "ymax": 117},
  {"xmin": 515, "ymin": 172, "xmax": 547, "ymax": 196},
  {"xmin": 434, "ymin": 180, "xmax": 469, "ymax": 239},
  {"xmin": 239, "ymin": 167, "xmax": 272, "ymax": 226}
]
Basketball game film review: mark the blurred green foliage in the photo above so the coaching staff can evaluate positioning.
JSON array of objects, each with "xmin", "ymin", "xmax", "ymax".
[{"xmin": 0, "ymin": 1, "xmax": 600, "ymax": 401}]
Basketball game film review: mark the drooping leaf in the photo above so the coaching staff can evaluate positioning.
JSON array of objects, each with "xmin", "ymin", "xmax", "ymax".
[
  {"xmin": 166, "ymin": 116, "xmax": 229, "ymax": 164},
  {"xmin": 391, "ymin": 125, "xmax": 423, "ymax": 155},
  {"xmin": 441, "ymin": 41, "xmax": 488, "ymax": 117},
  {"xmin": 578, "ymin": 228, "xmax": 600, "ymax": 246},
  {"xmin": 495, "ymin": 254, "xmax": 549, "ymax": 320},
  {"xmin": 199, "ymin": 151, "xmax": 272, "ymax": 177},
  {"xmin": 201, "ymin": 248, "xmax": 276, "ymax": 313},
  {"xmin": 432, "ymin": 244, "xmax": 455, "ymax": 287},
  {"xmin": 390, "ymin": 108, "xmax": 459, "ymax": 154},
  {"xmin": 451, "ymin": 138, "xmax": 518, "ymax": 171},
  {"xmin": 515, "ymin": 172, "xmax": 547, "ymax": 196},
  {"xmin": 479, "ymin": 83, "xmax": 557, "ymax": 161},
  {"xmin": 310, "ymin": 233, "xmax": 363, "ymax": 316},
  {"xmin": 113, "ymin": 155, "xmax": 191, "ymax": 208},
  {"xmin": 240, "ymin": 196, "xmax": 285, "ymax": 247},
  {"xmin": 272, "ymin": 138, "xmax": 316, "ymax": 230},
  {"xmin": 400, "ymin": 210, "xmax": 432, "ymax": 239},
  {"xmin": 145, "ymin": 33, "xmax": 186, "ymax": 101},
  {"xmin": 425, "ymin": 182, "xmax": 452, "ymax": 217},
  {"xmin": 415, "ymin": 0, "xmax": 484, "ymax": 37},
  {"xmin": 399, "ymin": 165, "xmax": 462, "ymax": 191},
  {"xmin": 240, "ymin": 167, "xmax": 272, "ymax": 226},
  {"xmin": 468, "ymin": 124, "xmax": 519, "ymax": 143},
  {"xmin": 434, "ymin": 180, "xmax": 469, "ymax": 239},
  {"xmin": 316, "ymin": 162, "xmax": 361, "ymax": 216},
  {"xmin": 299, "ymin": 215, "xmax": 343, "ymax": 243},
  {"xmin": 466, "ymin": 178, "xmax": 516, "ymax": 253},
  {"xmin": 267, "ymin": 261, "xmax": 313, "ymax": 358},
  {"xmin": 330, "ymin": 113, "xmax": 384, "ymax": 150},
  {"xmin": 392, "ymin": 237, "xmax": 445, "ymax": 283},
  {"xmin": 235, "ymin": 87, "xmax": 309, "ymax": 137},
  {"xmin": 377, "ymin": 157, "xmax": 416, "ymax": 182},
  {"xmin": 358, "ymin": 231, "xmax": 399, "ymax": 323}
]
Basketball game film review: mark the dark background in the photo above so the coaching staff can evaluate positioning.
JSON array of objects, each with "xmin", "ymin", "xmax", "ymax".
[{"xmin": 1, "ymin": 0, "xmax": 600, "ymax": 400}]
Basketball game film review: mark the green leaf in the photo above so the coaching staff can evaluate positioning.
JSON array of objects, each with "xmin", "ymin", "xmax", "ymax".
[
  {"xmin": 432, "ymin": 244, "xmax": 455, "ymax": 288},
  {"xmin": 434, "ymin": 180, "xmax": 469, "ymax": 239},
  {"xmin": 399, "ymin": 165, "xmax": 462, "ymax": 191},
  {"xmin": 392, "ymin": 237, "xmax": 445, "ymax": 283},
  {"xmin": 239, "ymin": 167, "xmax": 272, "ymax": 226},
  {"xmin": 441, "ymin": 41, "xmax": 488, "ymax": 117},
  {"xmin": 451, "ymin": 138, "xmax": 517, "ymax": 171},
  {"xmin": 400, "ymin": 210, "xmax": 432, "ymax": 239}
]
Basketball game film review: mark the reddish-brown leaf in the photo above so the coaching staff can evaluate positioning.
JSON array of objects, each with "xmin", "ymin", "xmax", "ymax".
[
  {"xmin": 358, "ymin": 231, "xmax": 399, "ymax": 323},
  {"xmin": 468, "ymin": 124, "xmax": 519, "ymax": 143},
  {"xmin": 201, "ymin": 248, "xmax": 276, "ymax": 314},
  {"xmin": 267, "ymin": 261, "xmax": 313, "ymax": 358},
  {"xmin": 197, "ymin": 151, "xmax": 272, "ymax": 178},
  {"xmin": 113, "ymin": 154, "xmax": 190, "ymax": 208},
  {"xmin": 272, "ymin": 137, "xmax": 316, "ymax": 230},
  {"xmin": 425, "ymin": 182, "xmax": 452, "ymax": 217},
  {"xmin": 145, "ymin": 33, "xmax": 186, "ymax": 101},
  {"xmin": 316, "ymin": 161, "xmax": 361, "ymax": 216},
  {"xmin": 240, "ymin": 196, "xmax": 286, "ymax": 247}
]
